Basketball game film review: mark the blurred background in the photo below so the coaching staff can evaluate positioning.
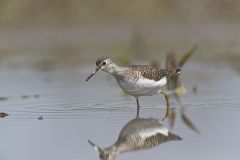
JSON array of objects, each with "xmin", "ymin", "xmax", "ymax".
[{"xmin": 0, "ymin": 0, "xmax": 239, "ymax": 69}]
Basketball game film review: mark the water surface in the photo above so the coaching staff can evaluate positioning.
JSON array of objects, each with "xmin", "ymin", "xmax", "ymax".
[{"xmin": 0, "ymin": 62, "xmax": 240, "ymax": 160}]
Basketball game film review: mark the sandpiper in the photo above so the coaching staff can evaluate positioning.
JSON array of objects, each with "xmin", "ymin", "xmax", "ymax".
[
  {"xmin": 88, "ymin": 117, "xmax": 182, "ymax": 160},
  {"xmin": 86, "ymin": 57, "xmax": 180, "ymax": 119}
]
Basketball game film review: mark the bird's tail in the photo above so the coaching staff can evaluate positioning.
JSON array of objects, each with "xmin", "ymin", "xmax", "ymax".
[
  {"xmin": 162, "ymin": 68, "xmax": 181, "ymax": 80},
  {"xmin": 167, "ymin": 132, "xmax": 183, "ymax": 141}
]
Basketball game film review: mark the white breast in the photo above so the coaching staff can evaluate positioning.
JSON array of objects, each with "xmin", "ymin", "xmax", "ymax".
[{"xmin": 117, "ymin": 77, "xmax": 167, "ymax": 97}]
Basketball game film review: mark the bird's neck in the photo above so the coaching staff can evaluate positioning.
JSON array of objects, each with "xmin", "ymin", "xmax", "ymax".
[
  {"xmin": 103, "ymin": 144, "xmax": 120, "ymax": 158},
  {"xmin": 105, "ymin": 141, "xmax": 131, "ymax": 155},
  {"xmin": 105, "ymin": 144, "xmax": 118, "ymax": 152},
  {"xmin": 111, "ymin": 141, "xmax": 133, "ymax": 154},
  {"xmin": 104, "ymin": 63, "xmax": 127, "ymax": 77}
]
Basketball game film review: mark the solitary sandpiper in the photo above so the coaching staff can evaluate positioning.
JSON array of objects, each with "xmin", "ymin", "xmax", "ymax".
[
  {"xmin": 88, "ymin": 116, "xmax": 182, "ymax": 160},
  {"xmin": 86, "ymin": 57, "xmax": 180, "ymax": 119}
]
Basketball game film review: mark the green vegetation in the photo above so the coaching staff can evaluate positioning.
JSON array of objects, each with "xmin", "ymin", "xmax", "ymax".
[{"xmin": 0, "ymin": 0, "xmax": 240, "ymax": 25}]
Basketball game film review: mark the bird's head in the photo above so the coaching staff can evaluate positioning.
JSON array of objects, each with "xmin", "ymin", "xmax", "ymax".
[{"xmin": 86, "ymin": 57, "xmax": 114, "ymax": 81}]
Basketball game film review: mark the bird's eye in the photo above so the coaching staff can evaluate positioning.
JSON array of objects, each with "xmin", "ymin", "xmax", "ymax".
[{"xmin": 102, "ymin": 62, "xmax": 106, "ymax": 65}]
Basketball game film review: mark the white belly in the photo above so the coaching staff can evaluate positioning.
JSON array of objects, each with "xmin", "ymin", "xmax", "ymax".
[{"xmin": 117, "ymin": 77, "xmax": 167, "ymax": 97}]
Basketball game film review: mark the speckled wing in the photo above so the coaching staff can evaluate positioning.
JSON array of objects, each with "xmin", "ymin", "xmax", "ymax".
[
  {"xmin": 138, "ymin": 132, "xmax": 182, "ymax": 150},
  {"xmin": 129, "ymin": 65, "xmax": 178, "ymax": 81}
]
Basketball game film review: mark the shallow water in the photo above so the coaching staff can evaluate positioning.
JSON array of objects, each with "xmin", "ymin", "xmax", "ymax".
[{"xmin": 0, "ymin": 62, "xmax": 240, "ymax": 160}]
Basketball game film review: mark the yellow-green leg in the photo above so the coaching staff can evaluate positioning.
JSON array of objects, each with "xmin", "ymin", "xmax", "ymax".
[{"xmin": 161, "ymin": 91, "xmax": 170, "ymax": 121}]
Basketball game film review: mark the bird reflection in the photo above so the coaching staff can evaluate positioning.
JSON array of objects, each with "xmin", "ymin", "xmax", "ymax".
[
  {"xmin": 165, "ymin": 46, "xmax": 199, "ymax": 133},
  {"xmin": 88, "ymin": 116, "xmax": 182, "ymax": 160}
]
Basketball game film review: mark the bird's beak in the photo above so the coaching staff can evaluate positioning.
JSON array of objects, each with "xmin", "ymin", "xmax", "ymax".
[
  {"xmin": 86, "ymin": 67, "xmax": 100, "ymax": 82},
  {"xmin": 88, "ymin": 140, "xmax": 103, "ymax": 153}
]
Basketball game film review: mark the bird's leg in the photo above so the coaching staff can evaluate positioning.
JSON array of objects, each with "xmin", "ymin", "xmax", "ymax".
[
  {"xmin": 161, "ymin": 91, "xmax": 170, "ymax": 121},
  {"xmin": 136, "ymin": 98, "xmax": 140, "ymax": 118}
]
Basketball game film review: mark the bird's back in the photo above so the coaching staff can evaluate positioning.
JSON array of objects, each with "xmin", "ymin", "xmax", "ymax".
[{"xmin": 129, "ymin": 65, "xmax": 179, "ymax": 81}]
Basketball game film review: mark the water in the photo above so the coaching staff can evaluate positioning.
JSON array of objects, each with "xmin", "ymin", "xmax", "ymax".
[{"xmin": 0, "ymin": 62, "xmax": 240, "ymax": 160}]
